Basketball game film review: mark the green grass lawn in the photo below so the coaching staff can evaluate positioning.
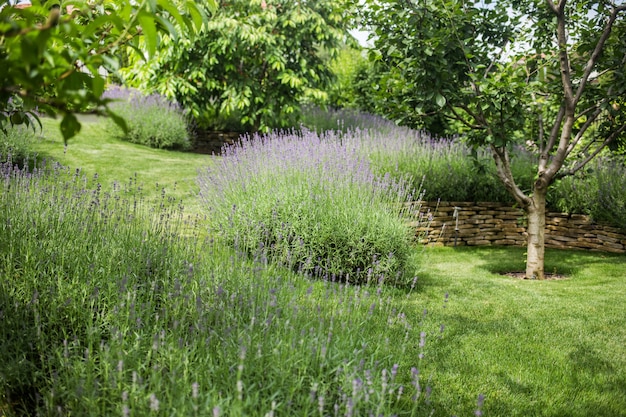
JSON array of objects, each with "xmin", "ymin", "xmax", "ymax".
[
  {"xmin": 413, "ymin": 246, "xmax": 626, "ymax": 416},
  {"xmin": 32, "ymin": 116, "xmax": 214, "ymax": 215},
  {"xmin": 14, "ymin": 118, "xmax": 626, "ymax": 416}
]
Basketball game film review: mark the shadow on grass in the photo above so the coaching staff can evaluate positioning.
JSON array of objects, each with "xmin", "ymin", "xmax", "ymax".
[
  {"xmin": 454, "ymin": 245, "xmax": 626, "ymax": 278},
  {"xmin": 424, "ymin": 312, "xmax": 626, "ymax": 417}
]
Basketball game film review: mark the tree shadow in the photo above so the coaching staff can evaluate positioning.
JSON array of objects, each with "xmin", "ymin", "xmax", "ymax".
[{"xmin": 461, "ymin": 246, "xmax": 626, "ymax": 278}]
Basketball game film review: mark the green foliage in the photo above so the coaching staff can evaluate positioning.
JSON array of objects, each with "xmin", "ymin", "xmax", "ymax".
[
  {"xmin": 324, "ymin": 43, "xmax": 369, "ymax": 109},
  {"xmin": 104, "ymin": 87, "xmax": 191, "ymax": 150},
  {"xmin": 0, "ymin": 123, "xmax": 38, "ymax": 165},
  {"xmin": 0, "ymin": 0, "xmax": 213, "ymax": 141},
  {"xmin": 0, "ymin": 158, "xmax": 436, "ymax": 416},
  {"xmin": 552, "ymin": 158, "xmax": 626, "ymax": 230},
  {"xmin": 123, "ymin": 0, "xmax": 356, "ymax": 132},
  {"xmin": 198, "ymin": 129, "xmax": 420, "ymax": 284}
]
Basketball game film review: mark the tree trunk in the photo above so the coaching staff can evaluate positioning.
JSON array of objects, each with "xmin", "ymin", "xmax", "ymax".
[{"xmin": 525, "ymin": 188, "xmax": 547, "ymax": 280}]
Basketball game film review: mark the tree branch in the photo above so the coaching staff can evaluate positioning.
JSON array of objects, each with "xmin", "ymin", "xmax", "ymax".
[
  {"xmin": 573, "ymin": 4, "xmax": 626, "ymax": 105},
  {"xmin": 538, "ymin": 105, "xmax": 565, "ymax": 173},
  {"xmin": 559, "ymin": 123, "xmax": 626, "ymax": 178},
  {"xmin": 449, "ymin": 103, "xmax": 485, "ymax": 129},
  {"xmin": 491, "ymin": 145, "xmax": 531, "ymax": 206},
  {"xmin": 564, "ymin": 105, "xmax": 603, "ymax": 158}
]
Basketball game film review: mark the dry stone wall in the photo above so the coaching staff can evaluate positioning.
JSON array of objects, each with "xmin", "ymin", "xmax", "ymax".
[
  {"xmin": 412, "ymin": 201, "xmax": 626, "ymax": 254},
  {"xmin": 192, "ymin": 131, "xmax": 241, "ymax": 154}
]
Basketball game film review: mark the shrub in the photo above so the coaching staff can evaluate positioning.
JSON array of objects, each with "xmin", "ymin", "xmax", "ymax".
[
  {"xmin": 552, "ymin": 158, "xmax": 626, "ymax": 229},
  {"xmin": 300, "ymin": 105, "xmax": 398, "ymax": 135},
  {"xmin": 1, "ymin": 125, "xmax": 38, "ymax": 166},
  {"xmin": 0, "ymin": 158, "xmax": 438, "ymax": 416},
  {"xmin": 103, "ymin": 86, "xmax": 191, "ymax": 150},
  {"xmin": 343, "ymin": 125, "xmax": 534, "ymax": 204},
  {"xmin": 198, "ymin": 128, "xmax": 420, "ymax": 284}
]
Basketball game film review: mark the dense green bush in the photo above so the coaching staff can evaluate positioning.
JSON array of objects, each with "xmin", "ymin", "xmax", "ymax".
[
  {"xmin": 198, "ymin": 129, "xmax": 421, "ymax": 284},
  {"xmin": 104, "ymin": 86, "xmax": 191, "ymax": 150},
  {"xmin": 0, "ymin": 125, "xmax": 38, "ymax": 165},
  {"xmin": 0, "ymin": 158, "xmax": 435, "ymax": 416}
]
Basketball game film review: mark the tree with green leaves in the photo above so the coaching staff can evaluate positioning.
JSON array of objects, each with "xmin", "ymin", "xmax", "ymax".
[
  {"xmin": 122, "ymin": 0, "xmax": 356, "ymax": 133},
  {"xmin": 366, "ymin": 0, "xmax": 626, "ymax": 279},
  {"xmin": 0, "ymin": 0, "xmax": 213, "ymax": 141}
]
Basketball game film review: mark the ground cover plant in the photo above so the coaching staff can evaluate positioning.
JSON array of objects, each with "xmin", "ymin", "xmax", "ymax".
[
  {"xmin": 103, "ymin": 86, "xmax": 192, "ymax": 151},
  {"xmin": 198, "ymin": 128, "xmax": 422, "ymax": 284}
]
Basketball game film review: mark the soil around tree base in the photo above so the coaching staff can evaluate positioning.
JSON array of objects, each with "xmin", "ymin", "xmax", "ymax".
[{"xmin": 502, "ymin": 272, "xmax": 569, "ymax": 280}]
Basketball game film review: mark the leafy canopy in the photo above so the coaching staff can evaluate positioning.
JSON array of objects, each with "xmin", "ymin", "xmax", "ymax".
[
  {"xmin": 365, "ymin": 0, "xmax": 626, "ymax": 157},
  {"xmin": 0, "ymin": 0, "xmax": 214, "ymax": 141},
  {"xmin": 122, "ymin": 0, "xmax": 356, "ymax": 132}
]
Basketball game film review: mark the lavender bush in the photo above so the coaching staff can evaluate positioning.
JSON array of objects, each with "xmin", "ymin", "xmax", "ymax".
[
  {"xmin": 301, "ymin": 106, "xmax": 537, "ymax": 203},
  {"xmin": 0, "ymin": 158, "xmax": 439, "ymax": 416},
  {"xmin": 198, "ymin": 128, "xmax": 422, "ymax": 284},
  {"xmin": 300, "ymin": 105, "xmax": 398, "ymax": 135},
  {"xmin": 1, "ymin": 125, "xmax": 38, "ymax": 165},
  {"xmin": 552, "ymin": 157, "xmax": 626, "ymax": 229},
  {"xmin": 103, "ymin": 86, "xmax": 191, "ymax": 150}
]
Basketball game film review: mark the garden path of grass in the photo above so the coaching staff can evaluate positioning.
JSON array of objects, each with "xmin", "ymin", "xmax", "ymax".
[{"xmin": 28, "ymin": 119, "xmax": 626, "ymax": 416}]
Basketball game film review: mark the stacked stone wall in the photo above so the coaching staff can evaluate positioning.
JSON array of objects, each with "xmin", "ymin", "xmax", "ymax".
[
  {"xmin": 412, "ymin": 201, "xmax": 626, "ymax": 254},
  {"xmin": 192, "ymin": 131, "xmax": 241, "ymax": 154}
]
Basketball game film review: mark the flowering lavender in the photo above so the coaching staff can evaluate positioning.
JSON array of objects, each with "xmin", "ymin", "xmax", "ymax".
[
  {"xmin": 1, "ymin": 130, "xmax": 443, "ymax": 416},
  {"xmin": 102, "ymin": 85, "xmax": 191, "ymax": 150},
  {"xmin": 198, "ymin": 128, "xmax": 419, "ymax": 284}
]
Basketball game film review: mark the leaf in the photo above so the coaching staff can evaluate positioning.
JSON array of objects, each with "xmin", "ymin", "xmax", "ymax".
[
  {"xmin": 435, "ymin": 93, "xmax": 446, "ymax": 108},
  {"xmin": 91, "ymin": 75, "xmax": 106, "ymax": 99},
  {"xmin": 186, "ymin": 1, "xmax": 205, "ymax": 30},
  {"xmin": 155, "ymin": 15, "xmax": 179, "ymax": 42},
  {"xmin": 60, "ymin": 113, "xmax": 82, "ymax": 142},
  {"xmin": 106, "ymin": 109, "xmax": 128, "ymax": 135},
  {"xmin": 138, "ymin": 13, "xmax": 158, "ymax": 58}
]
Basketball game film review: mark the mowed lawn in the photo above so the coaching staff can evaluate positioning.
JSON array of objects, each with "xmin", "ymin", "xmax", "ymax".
[
  {"xmin": 32, "ymin": 116, "xmax": 214, "ymax": 215},
  {"xmin": 27, "ymin": 118, "xmax": 626, "ymax": 416},
  {"xmin": 413, "ymin": 246, "xmax": 626, "ymax": 416}
]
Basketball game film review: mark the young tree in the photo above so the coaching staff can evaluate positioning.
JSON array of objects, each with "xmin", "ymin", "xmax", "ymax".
[
  {"xmin": 122, "ymin": 0, "xmax": 356, "ymax": 132},
  {"xmin": 366, "ymin": 0, "xmax": 626, "ymax": 279},
  {"xmin": 0, "ymin": 0, "xmax": 213, "ymax": 141}
]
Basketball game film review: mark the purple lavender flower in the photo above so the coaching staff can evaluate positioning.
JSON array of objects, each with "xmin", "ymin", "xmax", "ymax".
[{"xmin": 149, "ymin": 393, "xmax": 159, "ymax": 412}]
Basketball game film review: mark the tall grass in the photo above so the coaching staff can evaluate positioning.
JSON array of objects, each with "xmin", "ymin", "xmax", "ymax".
[
  {"xmin": 0, "ymin": 157, "xmax": 438, "ymax": 416},
  {"xmin": 198, "ymin": 128, "xmax": 424, "ymax": 285}
]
